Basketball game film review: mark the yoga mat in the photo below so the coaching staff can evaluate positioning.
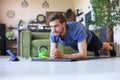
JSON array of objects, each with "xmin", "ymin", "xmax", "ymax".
[
  {"xmin": 71, "ymin": 56, "xmax": 114, "ymax": 61},
  {"xmin": 31, "ymin": 56, "xmax": 117, "ymax": 62},
  {"xmin": 31, "ymin": 58, "xmax": 72, "ymax": 62}
]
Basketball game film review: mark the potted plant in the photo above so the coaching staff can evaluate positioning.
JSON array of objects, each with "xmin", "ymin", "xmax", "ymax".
[
  {"xmin": 6, "ymin": 31, "xmax": 15, "ymax": 40},
  {"xmin": 90, "ymin": 0, "xmax": 120, "ymax": 42},
  {"xmin": 65, "ymin": 9, "xmax": 75, "ymax": 21},
  {"xmin": 66, "ymin": 9, "xmax": 72, "ymax": 18}
]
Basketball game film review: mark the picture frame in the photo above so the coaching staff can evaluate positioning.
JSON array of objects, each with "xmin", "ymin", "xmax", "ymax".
[{"xmin": 6, "ymin": 10, "xmax": 15, "ymax": 18}]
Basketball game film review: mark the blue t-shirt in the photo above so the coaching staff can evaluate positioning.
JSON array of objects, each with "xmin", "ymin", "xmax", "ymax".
[{"xmin": 50, "ymin": 21, "xmax": 92, "ymax": 51}]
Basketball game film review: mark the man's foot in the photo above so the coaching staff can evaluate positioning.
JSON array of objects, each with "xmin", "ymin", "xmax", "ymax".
[
  {"xmin": 109, "ymin": 45, "xmax": 116, "ymax": 57},
  {"xmin": 94, "ymin": 51, "xmax": 100, "ymax": 57}
]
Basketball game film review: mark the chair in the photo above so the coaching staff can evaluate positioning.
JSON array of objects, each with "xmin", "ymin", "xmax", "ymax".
[{"xmin": 20, "ymin": 30, "xmax": 77, "ymax": 57}]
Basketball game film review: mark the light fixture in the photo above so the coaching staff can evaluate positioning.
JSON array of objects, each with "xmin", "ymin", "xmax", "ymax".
[
  {"xmin": 42, "ymin": 0, "xmax": 49, "ymax": 8},
  {"xmin": 21, "ymin": 0, "xmax": 28, "ymax": 7}
]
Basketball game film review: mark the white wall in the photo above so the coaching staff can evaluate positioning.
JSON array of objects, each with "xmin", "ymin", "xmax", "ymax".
[
  {"xmin": 0, "ymin": 0, "xmax": 75, "ymax": 28},
  {"xmin": 114, "ymin": 1, "xmax": 120, "ymax": 47},
  {"xmin": 114, "ymin": 25, "xmax": 120, "ymax": 44},
  {"xmin": 74, "ymin": 0, "xmax": 91, "ymax": 25},
  {"xmin": 0, "ymin": 1, "xmax": 2, "ymax": 22}
]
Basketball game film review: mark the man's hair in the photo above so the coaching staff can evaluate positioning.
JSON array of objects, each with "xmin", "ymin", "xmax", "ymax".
[{"xmin": 47, "ymin": 13, "xmax": 66, "ymax": 24}]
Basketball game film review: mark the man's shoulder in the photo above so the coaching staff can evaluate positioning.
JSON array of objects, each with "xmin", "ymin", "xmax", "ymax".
[
  {"xmin": 67, "ymin": 21, "xmax": 79, "ymax": 25},
  {"xmin": 66, "ymin": 21, "xmax": 84, "ymax": 31}
]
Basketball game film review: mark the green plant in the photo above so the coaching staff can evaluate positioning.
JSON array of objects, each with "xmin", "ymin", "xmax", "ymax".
[
  {"xmin": 88, "ymin": 19, "xmax": 95, "ymax": 25},
  {"xmin": 90, "ymin": 0, "xmax": 120, "ymax": 42},
  {"xmin": 66, "ymin": 9, "xmax": 73, "ymax": 18},
  {"xmin": 6, "ymin": 31, "xmax": 14, "ymax": 39}
]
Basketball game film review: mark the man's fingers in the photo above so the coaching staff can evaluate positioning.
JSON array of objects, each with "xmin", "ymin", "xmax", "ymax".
[
  {"xmin": 51, "ymin": 54, "xmax": 57, "ymax": 59},
  {"xmin": 50, "ymin": 49, "xmax": 60, "ymax": 59}
]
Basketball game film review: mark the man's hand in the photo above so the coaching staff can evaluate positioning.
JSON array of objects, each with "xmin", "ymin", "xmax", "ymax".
[{"xmin": 50, "ymin": 49, "xmax": 63, "ymax": 59}]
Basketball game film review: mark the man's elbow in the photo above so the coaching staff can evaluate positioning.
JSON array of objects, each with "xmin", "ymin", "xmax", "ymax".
[{"xmin": 80, "ymin": 53, "xmax": 87, "ymax": 59}]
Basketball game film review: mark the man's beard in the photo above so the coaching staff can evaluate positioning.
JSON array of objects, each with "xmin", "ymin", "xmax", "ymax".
[{"xmin": 54, "ymin": 27, "xmax": 64, "ymax": 36}]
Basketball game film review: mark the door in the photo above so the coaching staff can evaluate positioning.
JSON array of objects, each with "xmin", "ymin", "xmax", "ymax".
[{"xmin": 85, "ymin": 11, "xmax": 91, "ymax": 29}]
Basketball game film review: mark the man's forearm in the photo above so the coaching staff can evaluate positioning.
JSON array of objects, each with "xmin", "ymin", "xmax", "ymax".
[{"xmin": 62, "ymin": 52, "xmax": 87, "ymax": 59}]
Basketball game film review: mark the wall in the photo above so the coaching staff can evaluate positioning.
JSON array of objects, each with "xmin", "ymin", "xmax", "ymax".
[
  {"xmin": 0, "ymin": 0, "xmax": 75, "ymax": 28},
  {"xmin": 114, "ymin": 1, "xmax": 120, "ymax": 50},
  {"xmin": 0, "ymin": 1, "xmax": 2, "ymax": 22},
  {"xmin": 74, "ymin": 0, "xmax": 91, "ymax": 26}
]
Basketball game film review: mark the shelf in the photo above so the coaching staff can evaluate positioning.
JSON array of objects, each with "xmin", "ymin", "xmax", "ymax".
[
  {"xmin": 8, "ymin": 27, "xmax": 17, "ymax": 29},
  {"xmin": 6, "ymin": 38, "xmax": 17, "ymax": 42},
  {"xmin": 6, "ymin": 38, "xmax": 17, "ymax": 54}
]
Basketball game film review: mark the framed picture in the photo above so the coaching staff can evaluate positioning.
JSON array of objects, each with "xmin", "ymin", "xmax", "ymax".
[{"xmin": 6, "ymin": 10, "xmax": 15, "ymax": 18}]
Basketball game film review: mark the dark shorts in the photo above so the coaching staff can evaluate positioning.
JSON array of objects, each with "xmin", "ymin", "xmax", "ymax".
[{"xmin": 87, "ymin": 31, "xmax": 103, "ymax": 51}]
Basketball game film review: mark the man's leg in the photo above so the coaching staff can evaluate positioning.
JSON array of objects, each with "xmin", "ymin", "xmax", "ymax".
[
  {"xmin": 94, "ymin": 51, "xmax": 100, "ymax": 57},
  {"xmin": 101, "ymin": 42, "xmax": 116, "ymax": 57},
  {"xmin": 101, "ymin": 42, "xmax": 112, "ymax": 50},
  {"xmin": 87, "ymin": 31, "xmax": 116, "ymax": 57}
]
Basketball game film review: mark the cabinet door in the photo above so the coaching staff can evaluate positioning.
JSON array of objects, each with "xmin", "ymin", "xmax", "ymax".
[{"xmin": 7, "ymin": 39, "xmax": 17, "ymax": 54}]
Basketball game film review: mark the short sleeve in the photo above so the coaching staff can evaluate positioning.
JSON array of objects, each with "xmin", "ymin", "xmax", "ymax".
[{"xmin": 73, "ymin": 23, "xmax": 86, "ymax": 42}]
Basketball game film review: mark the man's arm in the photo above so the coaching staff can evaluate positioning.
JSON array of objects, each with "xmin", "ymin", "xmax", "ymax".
[
  {"xmin": 62, "ymin": 39, "xmax": 87, "ymax": 59},
  {"xmin": 50, "ymin": 42, "xmax": 58, "ymax": 58},
  {"xmin": 50, "ymin": 39, "xmax": 87, "ymax": 59}
]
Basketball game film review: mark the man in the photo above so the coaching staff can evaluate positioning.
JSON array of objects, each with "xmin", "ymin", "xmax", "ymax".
[{"xmin": 47, "ymin": 13, "xmax": 116, "ymax": 59}]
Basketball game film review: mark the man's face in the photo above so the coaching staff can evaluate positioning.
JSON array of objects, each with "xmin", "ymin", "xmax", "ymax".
[{"xmin": 49, "ymin": 19, "xmax": 64, "ymax": 36}]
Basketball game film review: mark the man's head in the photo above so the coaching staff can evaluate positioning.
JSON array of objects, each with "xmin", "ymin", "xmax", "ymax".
[{"xmin": 47, "ymin": 13, "xmax": 66, "ymax": 36}]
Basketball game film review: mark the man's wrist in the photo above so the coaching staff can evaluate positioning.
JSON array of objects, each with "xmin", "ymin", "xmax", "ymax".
[{"xmin": 61, "ymin": 53, "xmax": 64, "ymax": 59}]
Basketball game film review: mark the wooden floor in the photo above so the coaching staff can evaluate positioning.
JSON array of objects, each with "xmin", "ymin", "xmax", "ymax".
[{"xmin": 0, "ymin": 56, "xmax": 120, "ymax": 80}]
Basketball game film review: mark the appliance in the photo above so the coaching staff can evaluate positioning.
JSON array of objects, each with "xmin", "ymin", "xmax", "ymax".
[{"xmin": 0, "ymin": 24, "xmax": 6, "ymax": 55}]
